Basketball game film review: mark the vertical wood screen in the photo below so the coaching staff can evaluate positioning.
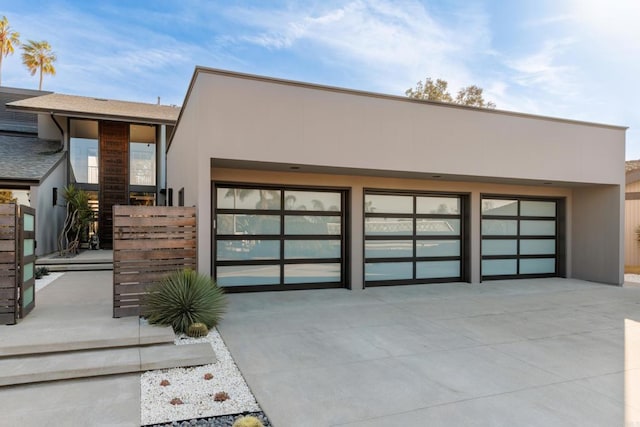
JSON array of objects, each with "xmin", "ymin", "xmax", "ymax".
[
  {"xmin": 112, "ymin": 205, "xmax": 197, "ymax": 317},
  {"xmin": 0, "ymin": 204, "xmax": 17, "ymax": 325}
]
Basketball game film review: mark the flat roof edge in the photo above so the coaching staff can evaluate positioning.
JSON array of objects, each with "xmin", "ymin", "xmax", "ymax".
[
  {"xmin": 193, "ymin": 66, "xmax": 628, "ymax": 131},
  {"xmin": 6, "ymin": 104, "xmax": 176, "ymax": 125}
]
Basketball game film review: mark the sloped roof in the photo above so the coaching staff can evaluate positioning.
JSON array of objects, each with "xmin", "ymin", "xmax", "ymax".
[
  {"xmin": 0, "ymin": 87, "xmax": 50, "ymax": 133},
  {"xmin": 0, "ymin": 133, "xmax": 64, "ymax": 182},
  {"xmin": 7, "ymin": 93, "xmax": 179, "ymax": 125},
  {"xmin": 626, "ymin": 160, "xmax": 640, "ymax": 173}
]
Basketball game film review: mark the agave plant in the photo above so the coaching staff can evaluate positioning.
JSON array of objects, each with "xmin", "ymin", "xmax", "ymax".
[{"xmin": 142, "ymin": 269, "xmax": 228, "ymax": 334}]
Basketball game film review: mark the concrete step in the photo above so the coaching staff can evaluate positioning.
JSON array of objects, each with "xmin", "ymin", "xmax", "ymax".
[
  {"xmin": 0, "ymin": 342, "xmax": 216, "ymax": 387},
  {"xmin": 40, "ymin": 263, "xmax": 113, "ymax": 272},
  {"xmin": 0, "ymin": 321, "xmax": 176, "ymax": 357}
]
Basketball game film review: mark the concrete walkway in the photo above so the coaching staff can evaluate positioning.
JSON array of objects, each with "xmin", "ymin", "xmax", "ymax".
[{"xmin": 218, "ymin": 278, "xmax": 640, "ymax": 427}]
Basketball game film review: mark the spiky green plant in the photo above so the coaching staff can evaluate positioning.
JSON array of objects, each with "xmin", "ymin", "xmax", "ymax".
[
  {"xmin": 232, "ymin": 415, "xmax": 265, "ymax": 427},
  {"xmin": 187, "ymin": 322, "xmax": 209, "ymax": 338},
  {"xmin": 142, "ymin": 269, "xmax": 227, "ymax": 334}
]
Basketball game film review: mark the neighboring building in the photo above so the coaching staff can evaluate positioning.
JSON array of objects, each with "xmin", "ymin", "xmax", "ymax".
[
  {"xmin": 5, "ymin": 91, "xmax": 179, "ymax": 251},
  {"xmin": 625, "ymin": 160, "xmax": 640, "ymax": 267},
  {"xmin": 0, "ymin": 87, "xmax": 65, "ymax": 256},
  {"xmin": 167, "ymin": 67, "xmax": 626, "ymax": 292}
]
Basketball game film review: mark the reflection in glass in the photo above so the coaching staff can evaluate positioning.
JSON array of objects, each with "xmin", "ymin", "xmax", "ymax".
[
  {"xmin": 416, "ymin": 197, "xmax": 460, "ymax": 214},
  {"xmin": 482, "ymin": 239, "xmax": 517, "ymax": 256},
  {"xmin": 129, "ymin": 142, "xmax": 156, "ymax": 185},
  {"xmin": 482, "ymin": 219, "xmax": 517, "ymax": 235},
  {"xmin": 217, "ymin": 188, "xmax": 281, "ymax": 210},
  {"xmin": 416, "ymin": 240, "xmax": 460, "ymax": 257},
  {"xmin": 482, "ymin": 259, "xmax": 517, "ymax": 275},
  {"xmin": 216, "ymin": 214, "xmax": 280, "ymax": 235},
  {"xmin": 416, "ymin": 260, "xmax": 460, "ymax": 279},
  {"xmin": 217, "ymin": 265, "xmax": 280, "ymax": 286},
  {"xmin": 284, "ymin": 191, "xmax": 341, "ymax": 211},
  {"xmin": 70, "ymin": 138, "xmax": 99, "ymax": 184},
  {"xmin": 217, "ymin": 240, "xmax": 280, "ymax": 261},
  {"xmin": 364, "ymin": 194, "xmax": 413, "ymax": 214},
  {"xmin": 482, "ymin": 199, "xmax": 518, "ymax": 216},
  {"xmin": 520, "ymin": 239, "xmax": 555, "ymax": 255},
  {"xmin": 129, "ymin": 192, "xmax": 155, "ymax": 206},
  {"xmin": 520, "ymin": 258, "xmax": 555, "ymax": 274},
  {"xmin": 285, "ymin": 215, "xmax": 341, "ymax": 235},
  {"xmin": 520, "ymin": 201, "xmax": 556, "ymax": 217},
  {"xmin": 365, "ymin": 240, "xmax": 413, "ymax": 258},
  {"xmin": 284, "ymin": 263, "xmax": 341, "ymax": 284},
  {"xmin": 416, "ymin": 219, "xmax": 460, "ymax": 235},
  {"xmin": 520, "ymin": 220, "xmax": 555, "ymax": 236},
  {"xmin": 365, "ymin": 218, "xmax": 413, "ymax": 235},
  {"xmin": 365, "ymin": 262, "xmax": 413, "ymax": 281},
  {"xmin": 284, "ymin": 240, "xmax": 341, "ymax": 259}
]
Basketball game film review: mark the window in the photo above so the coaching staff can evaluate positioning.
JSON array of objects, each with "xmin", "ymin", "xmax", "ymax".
[
  {"xmin": 129, "ymin": 125, "xmax": 156, "ymax": 186},
  {"xmin": 69, "ymin": 120, "xmax": 99, "ymax": 184},
  {"xmin": 214, "ymin": 185, "xmax": 347, "ymax": 290},
  {"xmin": 364, "ymin": 191, "xmax": 467, "ymax": 286}
]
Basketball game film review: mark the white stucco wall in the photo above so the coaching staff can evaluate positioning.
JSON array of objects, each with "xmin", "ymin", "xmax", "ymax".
[
  {"xmin": 168, "ymin": 68, "xmax": 626, "ymax": 286},
  {"xmin": 32, "ymin": 159, "xmax": 67, "ymax": 256}
]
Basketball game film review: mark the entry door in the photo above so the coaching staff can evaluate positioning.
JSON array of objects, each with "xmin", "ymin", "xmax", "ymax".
[{"xmin": 19, "ymin": 205, "xmax": 35, "ymax": 318}]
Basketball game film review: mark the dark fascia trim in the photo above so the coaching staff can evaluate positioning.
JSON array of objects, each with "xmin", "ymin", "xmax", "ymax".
[
  {"xmin": 0, "ymin": 86, "xmax": 52, "ymax": 96},
  {"xmin": 626, "ymin": 192, "xmax": 640, "ymax": 200},
  {"xmin": 0, "ymin": 178, "xmax": 39, "ymax": 187},
  {"xmin": 167, "ymin": 66, "xmax": 628, "ymax": 152}
]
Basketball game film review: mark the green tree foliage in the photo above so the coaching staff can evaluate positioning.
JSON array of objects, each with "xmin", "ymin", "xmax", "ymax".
[
  {"xmin": 0, "ymin": 16, "xmax": 20, "ymax": 86},
  {"xmin": 21, "ymin": 39, "xmax": 56, "ymax": 90},
  {"xmin": 406, "ymin": 77, "xmax": 496, "ymax": 109}
]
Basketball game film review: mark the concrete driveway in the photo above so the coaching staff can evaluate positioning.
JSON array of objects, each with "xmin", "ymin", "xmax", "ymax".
[{"xmin": 217, "ymin": 278, "xmax": 640, "ymax": 427}]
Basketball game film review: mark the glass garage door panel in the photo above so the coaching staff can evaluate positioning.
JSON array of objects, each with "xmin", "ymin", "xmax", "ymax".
[
  {"xmin": 365, "ymin": 262, "xmax": 413, "ymax": 282},
  {"xmin": 416, "ymin": 261, "xmax": 460, "ymax": 279},
  {"xmin": 416, "ymin": 219, "xmax": 460, "ymax": 235},
  {"xmin": 365, "ymin": 194, "xmax": 413, "ymax": 214},
  {"xmin": 482, "ymin": 239, "xmax": 517, "ymax": 256},
  {"xmin": 365, "ymin": 218, "xmax": 413, "ymax": 235},
  {"xmin": 215, "ymin": 186, "xmax": 345, "ymax": 289},
  {"xmin": 416, "ymin": 240, "xmax": 460, "ymax": 257},
  {"xmin": 365, "ymin": 240, "xmax": 413, "ymax": 258},
  {"xmin": 520, "ymin": 239, "xmax": 555, "ymax": 255},
  {"xmin": 519, "ymin": 258, "xmax": 555, "ymax": 274},
  {"xmin": 482, "ymin": 259, "xmax": 517, "ymax": 276}
]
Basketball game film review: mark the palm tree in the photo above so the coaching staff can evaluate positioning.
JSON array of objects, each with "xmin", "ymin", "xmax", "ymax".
[
  {"xmin": 21, "ymin": 40, "xmax": 56, "ymax": 90},
  {"xmin": 0, "ymin": 16, "xmax": 20, "ymax": 86}
]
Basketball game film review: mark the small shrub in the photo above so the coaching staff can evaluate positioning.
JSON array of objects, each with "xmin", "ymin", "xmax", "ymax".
[
  {"xmin": 203, "ymin": 373, "xmax": 214, "ymax": 380},
  {"xmin": 35, "ymin": 266, "xmax": 50, "ymax": 280},
  {"xmin": 213, "ymin": 391, "xmax": 229, "ymax": 402},
  {"xmin": 170, "ymin": 397, "xmax": 183, "ymax": 405},
  {"xmin": 187, "ymin": 322, "xmax": 209, "ymax": 338},
  {"xmin": 160, "ymin": 379, "xmax": 170, "ymax": 387},
  {"xmin": 142, "ymin": 269, "xmax": 228, "ymax": 334},
  {"xmin": 232, "ymin": 415, "xmax": 265, "ymax": 427}
]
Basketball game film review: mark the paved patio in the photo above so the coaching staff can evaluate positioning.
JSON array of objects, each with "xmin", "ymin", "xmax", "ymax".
[{"xmin": 218, "ymin": 278, "xmax": 640, "ymax": 427}]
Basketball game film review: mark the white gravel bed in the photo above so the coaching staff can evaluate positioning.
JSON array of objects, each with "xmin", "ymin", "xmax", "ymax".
[
  {"xmin": 625, "ymin": 274, "xmax": 640, "ymax": 284},
  {"xmin": 141, "ymin": 329, "xmax": 260, "ymax": 425},
  {"xmin": 35, "ymin": 272, "xmax": 64, "ymax": 292}
]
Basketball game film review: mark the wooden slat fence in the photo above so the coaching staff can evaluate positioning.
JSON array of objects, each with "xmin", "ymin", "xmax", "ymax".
[
  {"xmin": 0, "ymin": 204, "xmax": 18, "ymax": 325},
  {"xmin": 112, "ymin": 205, "xmax": 197, "ymax": 317}
]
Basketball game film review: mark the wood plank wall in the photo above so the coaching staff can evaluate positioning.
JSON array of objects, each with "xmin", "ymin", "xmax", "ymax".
[
  {"xmin": 100, "ymin": 121, "xmax": 129, "ymax": 249},
  {"xmin": 112, "ymin": 205, "xmax": 197, "ymax": 317},
  {"xmin": 0, "ymin": 204, "xmax": 17, "ymax": 325}
]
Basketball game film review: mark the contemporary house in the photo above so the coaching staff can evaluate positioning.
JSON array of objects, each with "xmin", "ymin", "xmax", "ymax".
[
  {"xmin": 625, "ymin": 160, "xmax": 640, "ymax": 267},
  {"xmin": 6, "ymin": 93, "xmax": 179, "ymax": 250},
  {"xmin": 167, "ymin": 67, "xmax": 626, "ymax": 292}
]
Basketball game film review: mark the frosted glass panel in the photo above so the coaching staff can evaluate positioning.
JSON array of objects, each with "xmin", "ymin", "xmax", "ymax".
[
  {"xmin": 285, "ymin": 240, "xmax": 341, "ymax": 259},
  {"xmin": 416, "ymin": 219, "xmax": 460, "ymax": 235},
  {"xmin": 416, "ymin": 240, "xmax": 460, "ymax": 257},
  {"xmin": 520, "ymin": 258, "xmax": 555, "ymax": 274},
  {"xmin": 284, "ymin": 263, "xmax": 341, "ymax": 284},
  {"xmin": 284, "ymin": 191, "xmax": 341, "ymax": 211},
  {"xmin": 482, "ymin": 239, "xmax": 517, "ymax": 256},
  {"xmin": 22, "ymin": 286, "xmax": 33, "ymax": 307},
  {"xmin": 482, "ymin": 259, "xmax": 517, "ymax": 276},
  {"xmin": 23, "ymin": 214, "xmax": 34, "ymax": 231},
  {"xmin": 23, "ymin": 262, "xmax": 33, "ymax": 281},
  {"xmin": 520, "ymin": 220, "xmax": 555, "ymax": 236},
  {"xmin": 365, "ymin": 240, "xmax": 413, "ymax": 258},
  {"xmin": 521, "ymin": 201, "xmax": 555, "ymax": 217},
  {"xmin": 217, "ymin": 265, "xmax": 280, "ymax": 286},
  {"xmin": 285, "ymin": 216, "xmax": 341, "ymax": 235},
  {"xmin": 482, "ymin": 220, "xmax": 517, "ymax": 235},
  {"xmin": 217, "ymin": 188, "xmax": 281, "ymax": 210},
  {"xmin": 365, "ymin": 218, "xmax": 413, "ymax": 235},
  {"xmin": 365, "ymin": 195, "xmax": 413, "ymax": 214},
  {"xmin": 416, "ymin": 197, "xmax": 459, "ymax": 214},
  {"xmin": 365, "ymin": 262, "xmax": 413, "ymax": 281},
  {"xmin": 216, "ymin": 214, "xmax": 280, "ymax": 235},
  {"xmin": 23, "ymin": 239, "xmax": 34, "ymax": 257},
  {"xmin": 216, "ymin": 240, "xmax": 279, "ymax": 261},
  {"xmin": 520, "ymin": 239, "xmax": 555, "ymax": 255},
  {"xmin": 482, "ymin": 199, "xmax": 518, "ymax": 215},
  {"xmin": 416, "ymin": 261, "xmax": 460, "ymax": 279}
]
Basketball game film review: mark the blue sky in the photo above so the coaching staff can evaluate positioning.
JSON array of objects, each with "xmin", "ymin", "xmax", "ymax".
[{"xmin": 2, "ymin": 0, "xmax": 639, "ymax": 158}]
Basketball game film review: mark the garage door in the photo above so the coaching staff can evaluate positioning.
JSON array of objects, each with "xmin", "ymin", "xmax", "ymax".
[
  {"xmin": 214, "ymin": 184, "xmax": 347, "ymax": 291},
  {"xmin": 481, "ymin": 197, "xmax": 564, "ymax": 280},
  {"xmin": 364, "ymin": 191, "xmax": 468, "ymax": 286}
]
